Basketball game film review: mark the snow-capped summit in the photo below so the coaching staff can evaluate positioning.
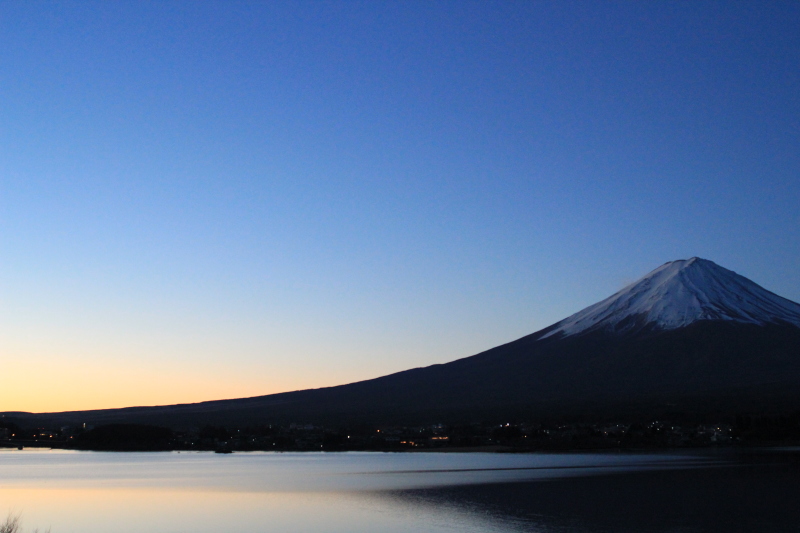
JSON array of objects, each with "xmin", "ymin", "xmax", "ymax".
[{"xmin": 540, "ymin": 257, "xmax": 800, "ymax": 339}]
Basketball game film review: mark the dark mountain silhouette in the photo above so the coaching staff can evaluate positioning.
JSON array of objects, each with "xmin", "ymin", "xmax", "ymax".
[{"xmin": 7, "ymin": 258, "xmax": 800, "ymax": 428}]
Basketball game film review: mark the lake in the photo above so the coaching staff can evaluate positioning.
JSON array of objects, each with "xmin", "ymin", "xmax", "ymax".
[{"xmin": 1, "ymin": 448, "xmax": 798, "ymax": 532}]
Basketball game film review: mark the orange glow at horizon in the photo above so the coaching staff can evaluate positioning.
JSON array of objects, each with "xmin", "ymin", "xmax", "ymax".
[
  {"xmin": 1, "ymin": 299, "xmax": 471, "ymax": 414},
  {"xmin": 0, "ymin": 358, "xmax": 360, "ymax": 413}
]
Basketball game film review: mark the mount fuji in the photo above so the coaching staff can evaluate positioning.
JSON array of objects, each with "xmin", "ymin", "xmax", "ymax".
[{"xmin": 8, "ymin": 258, "xmax": 800, "ymax": 426}]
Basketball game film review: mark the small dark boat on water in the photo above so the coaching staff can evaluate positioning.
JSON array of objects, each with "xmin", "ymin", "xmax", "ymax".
[{"xmin": 214, "ymin": 443, "xmax": 233, "ymax": 454}]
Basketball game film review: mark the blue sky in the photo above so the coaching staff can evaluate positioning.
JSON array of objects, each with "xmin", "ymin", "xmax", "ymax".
[{"xmin": 2, "ymin": 1, "xmax": 799, "ymax": 411}]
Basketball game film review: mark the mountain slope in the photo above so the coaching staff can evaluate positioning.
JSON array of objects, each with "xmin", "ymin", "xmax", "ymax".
[{"xmin": 7, "ymin": 258, "xmax": 800, "ymax": 427}]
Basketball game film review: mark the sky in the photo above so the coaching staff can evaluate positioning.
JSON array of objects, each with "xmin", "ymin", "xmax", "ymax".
[{"xmin": 2, "ymin": 1, "xmax": 799, "ymax": 413}]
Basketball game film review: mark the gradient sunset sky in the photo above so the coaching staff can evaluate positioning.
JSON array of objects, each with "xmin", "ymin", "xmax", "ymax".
[{"xmin": 2, "ymin": 1, "xmax": 799, "ymax": 412}]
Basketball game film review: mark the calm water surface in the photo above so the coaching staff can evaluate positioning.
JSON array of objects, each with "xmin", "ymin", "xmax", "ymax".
[{"xmin": 1, "ymin": 448, "xmax": 798, "ymax": 532}]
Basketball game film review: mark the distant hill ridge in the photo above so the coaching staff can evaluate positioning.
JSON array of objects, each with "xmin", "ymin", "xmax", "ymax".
[{"xmin": 7, "ymin": 258, "xmax": 800, "ymax": 427}]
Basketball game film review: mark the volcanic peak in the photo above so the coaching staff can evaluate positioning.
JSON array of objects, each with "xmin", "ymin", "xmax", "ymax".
[{"xmin": 539, "ymin": 257, "xmax": 800, "ymax": 339}]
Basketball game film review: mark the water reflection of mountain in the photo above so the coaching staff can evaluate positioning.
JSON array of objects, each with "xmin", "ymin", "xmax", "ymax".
[{"xmin": 386, "ymin": 451, "xmax": 800, "ymax": 533}]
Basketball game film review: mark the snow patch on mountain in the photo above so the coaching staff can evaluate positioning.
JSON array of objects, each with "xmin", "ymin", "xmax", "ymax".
[{"xmin": 540, "ymin": 257, "xmax": 800, "ymax": 339}]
